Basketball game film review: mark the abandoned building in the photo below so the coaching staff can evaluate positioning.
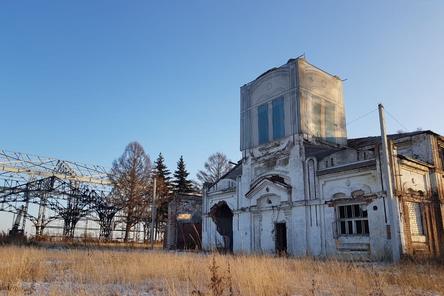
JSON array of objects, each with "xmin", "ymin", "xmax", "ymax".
[
  {"xmin": 202, "ymin": 57, "xmax": 444, "ymax": 260},
  {"xmin": 166, "ymin": 193, "xmax": 202, "ymax": 250}
]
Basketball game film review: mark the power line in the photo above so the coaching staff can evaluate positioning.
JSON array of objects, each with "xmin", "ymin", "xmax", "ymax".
[
  {"xmin": 346, "ymin": 108, "xmax": 378, "ymax": 127},
  {"xmin": 384, "ymin": 108, "xmax": 409, "ymax": 131}
]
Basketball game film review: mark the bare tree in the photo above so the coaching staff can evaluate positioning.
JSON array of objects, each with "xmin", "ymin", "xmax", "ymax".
[
  {"xmin": 197, "ymin": 152, "xmax": 233, "ymax": 185},
  {"xmin": 109, "ymin": 142, "xmax": 152, "ymax": 242}
]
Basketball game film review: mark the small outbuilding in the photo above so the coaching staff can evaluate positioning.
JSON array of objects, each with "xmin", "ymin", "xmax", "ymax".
[{"xmin": 165, "ymin": 193, "xmax": 202, "ymax": 250}]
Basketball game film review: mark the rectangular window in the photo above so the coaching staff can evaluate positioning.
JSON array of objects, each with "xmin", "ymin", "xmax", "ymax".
[
  {"xmin": 407, "ymin": 202, "xmax": 425, "ymax": 242},
  {"xmin": 272, "ymin": 97, "xmax": 285, "ymax": 140},
  {"xmin": 337, "ymin": 204, "xmax": 369, "ymax": 236},
  {"xmin": 258, "ymin": 103, "xmax": 269, "ymax": 145}
]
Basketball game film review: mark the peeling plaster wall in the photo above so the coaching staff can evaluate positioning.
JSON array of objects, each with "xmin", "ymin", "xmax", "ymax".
[
  {"xmin": 208, "ymin": 58, "xmax": 354, "ymax": 257},
  {"xmin": 240, "ymin": 58, "xmax": 347, "ymax": 150},
  {"xmin": 396, "ymin": 134, "xmax": 434, "ymax": 164},
  {"xmin": 202, "ymin": 190, "xmax": 237, "ymax": 251},
  {"xmin": 240, "ymin": 64, "xmax": 293, "ymax": 150},
  {"xmin": 319, "ymin": 169, "xmax": 390, "ymax": 260},
  {"xmin": 204, "ymin": 57, "xmax": 444, "ymax": 260},
  {"xmin": 298, "ymin": 59, "xmax": 347, "ymax": 146},
  {"xmin": 399, "ymin": 165, "xmax": 430, "ymax": 194},
  {"xmin": 392, "ymin": 133, "xmax": 444, "ymax": 256},
  {"xmin": 318, "ymin": 149, "xmax": 365, "ymax": 170},
  {"xmin": 237, "ymin": 136, "xmax": 307, "ymax": 255},
  {"xmin": 202, "ymin": 135, "xmax": 442, "ymax": 259}
]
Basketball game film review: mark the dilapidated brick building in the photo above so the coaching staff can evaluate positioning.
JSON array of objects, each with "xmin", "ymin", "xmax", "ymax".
[
  {"xmin": 346, "ymin": 131, "xmax": 444, "ymax": 257},
  {"xmin": 202, "ymin": 57, "xmax": 444, "ymax": 260}
]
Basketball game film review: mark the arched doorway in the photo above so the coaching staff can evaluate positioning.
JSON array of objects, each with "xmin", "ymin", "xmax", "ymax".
[{"xmin": 209, "ymin": 201, "xmax": 233, "ymax": 252}]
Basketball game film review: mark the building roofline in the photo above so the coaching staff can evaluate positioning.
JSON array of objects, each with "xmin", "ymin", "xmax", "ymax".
[
  {"xmin": 347, "ymin": 130, "xmax": 443, "ymax": 148},
  {"xmin": 242, "ymin": 56, "xmax": 342, "ymax": 87},
  {"xmin": 206, "ymin": 161, "xmax": 242, "ymax": 191}
]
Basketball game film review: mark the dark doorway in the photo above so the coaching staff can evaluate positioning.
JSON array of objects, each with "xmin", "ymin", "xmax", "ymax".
[
  {"xmin": 210, "ymin": 201, "xmax": 233, "ymax": 253},
  {"xmin": 177, "ymin": 222, "xmax": 202, "ymax": 250},
  {"xmin": 275, "ymin": 223, "xmax": 287, "ymax": 255}
]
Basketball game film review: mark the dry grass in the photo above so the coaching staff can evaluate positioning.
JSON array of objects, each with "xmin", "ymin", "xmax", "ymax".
[{"xmin": 0, "ymin": 246, "xmax": 443, "ymax": 296}]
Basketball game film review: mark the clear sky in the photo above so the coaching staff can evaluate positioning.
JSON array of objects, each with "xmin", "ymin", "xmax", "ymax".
[{"xmin": 1, "ymin": 0, "xmax": 443, "ymax": 180}]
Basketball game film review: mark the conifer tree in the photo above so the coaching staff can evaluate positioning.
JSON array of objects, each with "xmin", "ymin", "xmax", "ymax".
[
  {"xmin": 153, "ymin": 153, "xmax": 172, "ymax": 197},
  {"xmin": 152, "ymin": 153, "xmax": 172, "ymax": 222},
  {"xmin": 172, "ymin": 156, "xmax": 193, "ymax": 194}
]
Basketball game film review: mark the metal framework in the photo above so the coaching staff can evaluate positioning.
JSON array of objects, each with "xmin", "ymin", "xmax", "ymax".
[
  {"xmin": 0, "ymin": 150, "xmax": 110, "ymax": 185},
  {"xmin": 0, "ymin": 149, "xmax": 122, "ymax": 240}
]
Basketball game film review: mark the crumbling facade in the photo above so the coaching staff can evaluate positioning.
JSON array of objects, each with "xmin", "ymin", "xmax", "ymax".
[{"xmin": 202, "ymin": 57, "xmax": 444, "ymax": 260}]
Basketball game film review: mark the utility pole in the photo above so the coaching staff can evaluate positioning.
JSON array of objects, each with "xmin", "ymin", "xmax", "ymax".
[
  {"xmin": 150, "ymin": 177, "xmax": 157, "ymax": 249},
  {"xmin": 378, "ymin": 103, "xmax": 401, "ymax": 262}
]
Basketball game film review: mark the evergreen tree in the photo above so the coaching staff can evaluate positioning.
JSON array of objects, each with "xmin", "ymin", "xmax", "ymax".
[
  {"xmin": 172, "ymin": 156, "xmax": 193, "ymax": 194},
  {"xmin": 153, "ymin": 153, "xmax": 172, "ymax": 198},
  {"xmin": 153, "ymin": 153, "xmax": 172, "ymax": 222}
]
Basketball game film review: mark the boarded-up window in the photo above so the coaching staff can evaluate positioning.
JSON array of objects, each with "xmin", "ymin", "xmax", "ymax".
[
  {"xmin": 407, "ymin": 202, "xmax": 426, "ymax": 242},
  {"xmin": 272, "ymin": 97, "xmax": 285, "ymax": 140},
  {"xmin": 337, "ymin": 204, "xmax": 369, "ymax": 236},
  {"xmin": 258, "ymin": 103, "xmax": 269, "ymax": 144}
]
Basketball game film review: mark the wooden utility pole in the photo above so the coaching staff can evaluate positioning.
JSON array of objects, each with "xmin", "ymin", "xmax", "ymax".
[
  {"xmin": 150, "ymin": 177, "xmax": 157, "ymax": 249},
  {"xmin": 378, "ymin": 103, "xmax": 401, "ymax": 262}
]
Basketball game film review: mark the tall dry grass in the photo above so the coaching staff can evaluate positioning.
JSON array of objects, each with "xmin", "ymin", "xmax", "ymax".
[{"xmin": 0, "ymin": 246, "xmax": 443, "ymax": 295}]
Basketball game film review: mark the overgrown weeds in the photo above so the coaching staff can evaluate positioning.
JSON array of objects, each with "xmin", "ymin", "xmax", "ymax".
[
  {"xmin": 191, "ymin": 255, "xmax": 235, "ymax": 296},
  {"xmin": 0, "ymin": 246, "xmax": 443, "ymax": 295}
]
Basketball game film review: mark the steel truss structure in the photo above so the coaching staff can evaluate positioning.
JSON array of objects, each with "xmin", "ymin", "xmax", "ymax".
[{"xmin": 0, "ymin": 149, "xmax": 126, "ymax": 240}]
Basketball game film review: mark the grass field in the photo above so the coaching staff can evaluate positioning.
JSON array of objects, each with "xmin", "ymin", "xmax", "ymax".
[{"xmin": 0, "ymin": 246, "xmax": 443, "ymax": 296}]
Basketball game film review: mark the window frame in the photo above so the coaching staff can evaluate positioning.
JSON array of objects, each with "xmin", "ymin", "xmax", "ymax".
[
  {"xmin": 406, "ymin": 201, "xmax": 427, "ymax": 242},
  {"xmin": 257, "ymin": 103, "xmax": 269, "ymax": 145},
  {"xmin": 272, "ymin": 97, "xmax": 285, "ymax": 140},
  {"xmin": 336, "ymin": 203, "xmax": 369, "ymax": 237}
]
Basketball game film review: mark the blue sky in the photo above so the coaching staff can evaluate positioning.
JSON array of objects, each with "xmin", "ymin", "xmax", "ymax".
[{"xmin": 0, "ymin": 0, "xmax": 443, "ymax": 179}]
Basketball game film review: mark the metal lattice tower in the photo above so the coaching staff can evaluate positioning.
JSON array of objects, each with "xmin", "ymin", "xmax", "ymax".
[{"xmin": 0, "ymin": 149, "xmax": 116, "ymax": 239}]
